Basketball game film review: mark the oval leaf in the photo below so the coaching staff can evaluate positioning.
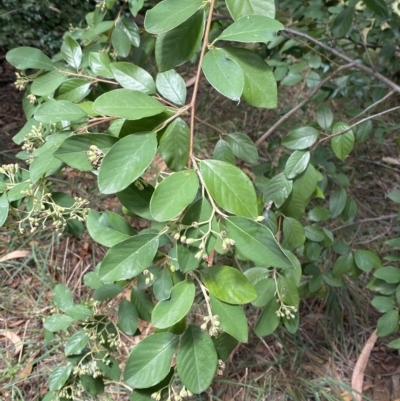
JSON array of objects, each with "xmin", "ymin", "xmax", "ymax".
[
  {"xmin": 284, "ymin": 150, "xmax": 310, "ymax": 179},
  {"xmin": 34, "ymin": 100, "xmax": 87, "ymax": 124},
  {"xmin": 282, "ymin": 126, "xmax": 319, "ymax": 150},
  {"xmin": 156, "ymin": 69, "xmax": 186, "ymax": 106},
  {"xmin": 111, "ymin": 62, "xmax": 155, "ymax": 94}
]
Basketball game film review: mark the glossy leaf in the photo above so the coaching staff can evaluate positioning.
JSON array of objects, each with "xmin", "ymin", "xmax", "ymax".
[
  {"xmin": 98, "ymin": 132, "xmax": 157, "ymax": 194},
  {"xmin": 158, "ymin": 118, "xmax": 190, "ymax": 171},
  {"xmin": 97, "ymin": 352, "xmax": 121, "ymax": 381},
  {"xmin": 200, "ymin": 159, "xmax": 258, "ymax": 218},
  {"xmin": 93, "ymin": 284, "xmax": 123, "ymax": 301},
  {"xmin": 153, "ymin": 268, "xmax": 173, "ymax": 301},
  {"xmin": 374, "ymin": 267, "xmax": 400, "ymax": 284},
  {"xmin": 223, "ymin": 47, "xmax": 277, "ymax": 108},
  {"xmin": 213, "ymin": 139, "xmax": 235, "ymax": 164},
  {"xmin": 31, "ymin": 70, "xmax": 66, "ymax": 96},
  {"xmin": 92, "ymin": 89, "xmax": 165, "ymax": 120},
  {"xmin": 263, "ymin": 172, "xmax": 293, "ymax": 208},
  {"xmin": 117, "ymin": 17, "xmax": 140, "ymax": 47},
  {"xmin": 371, "ymin": 296, "xmax": 395, "ymax": 313},
  {"xmin": 177, "ymin": 325, "xmax": 218, "ymax": 394},
  {"xmin": 99, "ymin": 234, "xmax": 159, "ymax": 281},
  {"xmin": 226, "ymin": 133, "xmax": 258, "ymax": 163},
  {"xmin": 53, "ymin": 133, "xmax": 118, "ymax": 171},
  {"xmin": 124, "ymin": 332, "xmax": 179, "ymax": 388},
  {"xmin": 377, "ymin": 310, "xmax": 399, "ymax": 337},
  {"xmin": 44, "ymin": 315, "xmax": 75, "ymax": 332},
  {"xmin": 329, "ymin": 188, "xmax": 347, "ymax": 218},
  {"xmin": 332, "ymin": 6, "xmax": 355, "ymax": 38},
  {"xmin": 200, "ymin": 265, "xmax": 257, "ymax": 304},
  {"xmin": 87, "ymin": 210, "xmax": 136, "ymax": 248},
  {"xmin": 144, "ymin": 0, "xmax": 203, "ymax": 34},
  {"xmin": 150, "ymin": 170, "xmax": 199, "ymax": 222},
  {"xmin": 155, "ymin": 10, "xmax": 205, "ymax": 72},
  {"xmin": 61, "ymin": 36, "xmax": 82, "ymax": 69},
  {"xmin": 118, "ymin": 299, "xmax": 139, "ymax": 336},
  {"xmin": 210, "ymin": 294, "xmax": 248, "ymax": 342},
  {"xmin": 89, "ymin": 52, "xmax": 113, "ymax": 78},
  {"xmin": 49, "ymin": 365, "xmax": 73, "ymax": 391},
  {"xmin": 213, "ymin": 333, "xmax": 238, "ymax": 361},
  {"xmin": 0, "ymin": 194, "xmax": 9, "ymax": 227},
  {"xmin": 156, "ymin": 70, "xmax": 186, "ymax": 106},
  {"xmin": 202, "ymin": 48, "xmax": 244, "ymax": 101},
  {"xmin": 225, "ymin": 216, "xmax": 293, "ymax": 268},
  {"xmin": 131, "ymin": 287, "xmax": 154, "ymax": 321},
  {"xmin": 226, "ymin": 0, "xmax": 275, "ymax": 20},
  {"xmin": 317, "ymin": 104, "xmax": 333, "ymax": 130},
  {"xmin": 333, "ymin": 252, "xmax": 355, "ymax": 277},
  {"xmin": 364, "ymin": 0, "xmax": 388, "ymax": 18},
  {"xmin": 354, "ymin": 250, "xmax": 381, "ymax": 272},
  {"xmin": 152, "ymin": 280, "xmax": 195, "ymax": 329},
  {"xmin": 34, "ymin": 100, "xmax": 87, "ymax": 124},
  {"xmin": 117, "ymin": 183, "xmax": 154, "ymax": 220},
  {"xmin": 331, "ymin": 122, "xmax": 354, "ymax": 161},
  {"xmin": 53, "ymin": 284, "xmax": 74, "ymax": 313},
  {"xmin": 252, "ymin": 278, "xmax": 276, "ymax": 307},
  {"xmin": 217, "ymin": 15, "xmax": 283, "ymax": 43},
  {"xmin": 285, "ymin": 150, "xmax": 310, "ymax": 179},
  {"xmin": 282, "ymin": 127, "xmax": 319, "ymax": 150},
  {"xmin": 283, "ymin": 217, "xmax": 305, "ymax": 249},
  {"xmin": 65, "ymin": 331, "xmax": 89, "ymax": 356},
  {"xmin": 112, "ymin": 27, "xmax": 131, "ymax": 57},
  {"xmin": 6, "ymin": 47, "xmax": 53, "ymax": 70},
  {"xmin": 80, "ymin": 376, "xmax": 104, "ymax": 395},
  {"xmin": 111, "ymin": 62, "xmax": 155, "ymax": 94},
  {"xmin": 55, "ymin": 79, "xmax": 91, "ymax": 103},
  {"xmin": 254, "ymin": 298, "xmax": 280, "ymax": 337}
]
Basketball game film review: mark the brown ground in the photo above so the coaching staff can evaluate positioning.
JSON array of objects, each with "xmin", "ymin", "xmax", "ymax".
[{"xmin": 1, "ymin": 52, "xmax": 400, "ymax": 400}]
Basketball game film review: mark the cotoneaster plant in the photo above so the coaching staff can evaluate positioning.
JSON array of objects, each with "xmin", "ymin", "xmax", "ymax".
[{"xmin": 2, "ymin": 0, "xmax": 400, "ymax": 399}]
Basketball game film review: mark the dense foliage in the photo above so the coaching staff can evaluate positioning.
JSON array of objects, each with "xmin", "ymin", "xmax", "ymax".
[{"xmin": 1, "ymin": 0, "xmax": 400, "ymax": 399}]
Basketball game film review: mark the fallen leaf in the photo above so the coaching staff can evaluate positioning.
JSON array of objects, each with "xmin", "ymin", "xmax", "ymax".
[
  {"xmin": 0, "ymin": 330, "xmax": 23, "ymax": 355},
  {"xmin": 0, "ymin": 250, "xmax": 30, "ymax": 263},
  {"xmin": 382, "ymin": 157, "xmax": 400, "ymax": 165},
  {"xmin": 16, "ymin": 363, "xmax": 32, "ymax": 380}
]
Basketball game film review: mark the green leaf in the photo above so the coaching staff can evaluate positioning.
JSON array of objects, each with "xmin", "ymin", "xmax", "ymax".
[
  {"xmin": 6, "ymin": 47, "xmax": 53, "ymax": 70},
  {"xmin": 226, "ymin": 133, "xmax": 258, "ymax": 163},
  {"xmin": 117, "ymin": 183, "xmax": 154, "ymax": 220},
  {"xmin": 262, "ymin": 172, "xmax": 293, "ymax": 208},
  {"xmin": 31, "ymin": 70, "xmax": 67, "ymax": 96},
  {"xmin": 252, "ymin": 278, "xmax": 276, "ymax": 307},
  {"xmin": 285, "ymin": 151, "xmax": 310, "ymax": 179},
  {"xmin": 34, "ymin": 100, "xmax": 87, "ymax": 124},
  {"xmin": 84, "ymin": 272, "xmax": 103, "ymax": 290},
  {"xmin": 254, "ymin": 298, "xmax": 280, "ymax": 337},
  {"xmin": 144, "ymin": 0, "xmax": 204, "ymax": 34},
  {"xmin": 153, "ymin": 268, "xmax": 173, "ymax": 301},
  {"xmin": 331, "ymin": 122, "xmax": 354, "ymax": 161},
  {"xmin": 354, "ymin": 250, "xmax": 381, "ymax": 272},
  {"xmin": 124, "ymin": 332, "xmax": 179, "ymax": 388},
  {"xmin": 377, "ymin": 310, "xmax": 399, "ymax": 337},
  {"xmin": 213, "ymin": 139, "xmax": 235, "ymax": 164},
  {"xmin": 277, "ymin": 275, "xmax": 299, "ymax": 307},
  {"xmin": 282, "ymin": 127, "xmax": 319, "ymax": 150},
  {"xmin": 283, "ymin": 217, "xmax": 305, "ymax": 249},
  {"xmin": 80, "ymin": 375, "xmax": 104, "ymax": 395},
  {"xmin": 99, "ymin": 234, "xmax": 159, "ymax": 281},
  {"xmin": 387, "ymin": 338, "xmax": 400, "ymax": 350},
  {"xmin": 112, "ymin": 27, "xmax": 131, "ymax": 57},
  {"xmin": 61, "ymin": 36, "xmax": 82, "ymax": 69},
  {"xmin": 150, "ymin": 170, "xmax": 199, "ymax": 222},
  {"xmin": 308, "ymin": 207, "xmax": 331, "ymax": 222},
  {"xmin": 44, "ymin": 315, "xmax": 75, "ymax": 332},
  {"xmin": 131, "ymin": 288, "xmax": 154, "ymax": 321},
  {"xmin": 0, "ymin": 194, "xmax": 9, "ymax": 227},
  {"xmin": 111, "ymin": 62, "xmax": 155, "ymax": 94},
  {"xmin": 200, "ymin": 159, "xmax": 258, "ymax": 218},
  {"xmin": 177, "ymin": 325, "xmax": 218, "ymax": 394},
  {"xmin": 333, "ymin": 252, "xmax": 355, "ymax": 277},
  {"xmin": 93, "ymin": 284, "xmax": 123, "ymax": 301},
  {"xmin": 217, "ymin": 15, "xmax": 283, "ymax": 43},
  {"xmin": 152, "ymin": 280, "xmax": 195, "ymax": 329},
  {"xmin": 87, "ymin": 210, "xmax": 136, "ymax": 247},
  {"xmin": 223, "ymin": 47, "xmax": 277, "ymax": 108},
  {"xmin": 329, "ymin": 188, "xmax": 347, "ymax": 218},
  {"xmin": 202, "ymin": 48, "xmax": 244, "ymax": 101},
  {"xmin": 225, "ymin": 216, "xmax": 293, "ymax": 268},
  {"xmin": 155, "ymin": 10, "xmax": 205, "ymax": 72},
  {"xmin": 281, "ymin": 73, "xmax": 303, "ymax": 86},
  {"xmin": 374, "ymin": 267, "xmax": 400, "ymax": 284},
  {"xmin": 117, "ymin": 17, "xmax": 140, "ymax": 47},
  {"xmin": 92, "ymin": 89, "xmax": 165, "ymax": 120},
  {"xmin": 332, "ymin": 6, "xmax": 355, "ymax": 38},
  {"xmin": 53, "ymin": 284, "xmax": 74, "ymax": 313},
  {"xmin": 118, "ymin": 299, "xmax": 139, "ymax": 336},
  {"xmin": 65, "ymin": 304, "xmax": 93, "ymax": 320},
  {"xmin": 158, "ymin": 118, "xmax": 190, "ymax": 171},
  {"xmin": 89, "ymin": 52, "xmax": 113, "ymax": 78},
  {"xmin": 97, "ymin": 352, "xmax": 121, "ymax": 381},
  {"xmin": 364, "ymin": 0, "xmax": 388, "ymax": 18},
  {"xmin": 98, "ymin": 132, "xmax": 157, "ymax": 194},
  {"xmin": 213, "ymin": 333, "xmax": 238, "ymax": 361},
  {"xmin": 226, "ymin": 0, "xmax": 275, "ymax": 19},
  {"xmin": 210, "ymin": 294, "xmax": 248, "ymax": 342},
  {"xmin": 56, "ymin": 79, "xmax": 91, "ymax": 103},
  {"xmin": 49, "ymin": 365, "xmax": 73, "ymax": 391},
  {"xmin": 371, "ymin": 296, "xmax": 395, "ymax": 313},
  {"xmin": 388, "ymin": 190, "xmax": 400, "ymax": 203},
  {"xmin": 128, "ymin": 0, "xmax": 144, "ymax": 16},
  {"xmin": 317, "ymin": 104, "xmax": 333, "ymax": 130},
  {"xmin": 200, "ymin": 265, "xmax": 257, "ymax": 304},
  {"xmin": 65, "ymin": 331, "xmax": 89, "ymax": 356},
  {"xmin": 156, "ymin": 70, "xmax": 186, "ymax": 106},
  {"xmin": 53, "ymin": 133, "xmax": 118, "ymax": 172}
]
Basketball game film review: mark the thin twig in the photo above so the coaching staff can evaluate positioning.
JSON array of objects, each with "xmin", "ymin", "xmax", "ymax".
[
  {"xmin": 349, "ymin": 90, "xmax": 395, "ymax": 122},
  {"xmin": 188, "ymin": 0, "xmax": 216, "ymax": 168},
  {"xmin": 255, "ymin": 63, "xmax": 355, "ymax": 145},
  {"xmin": 284, "ymin": 28, "xmax": 400, "ymax": 94},
  {"xmin": 55, "ymin": 69, "xmax": 118, "ymax": 85},
  {"xmin": 331, "ymin": 214, "xmax": 397, "ymax": 232},
  {"xmin": 194, "ymin": 116, "xmax": 226, "ymax": 135}
]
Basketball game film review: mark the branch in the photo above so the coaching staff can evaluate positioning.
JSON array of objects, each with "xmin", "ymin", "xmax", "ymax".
[
  {"xmin": 188, "ymin": 0, "xmax": 216, "ymax": 168},
  {"xmin": 331, "ymin": 214, "xmax": 397, "ymax": 232},
  {"xmin": 284, "ymin": 28, "xmax": 400, "ymax": 94},
  {"xmin": 349, "ymin": 90, "xmax": 395, "ymax": 122},
  {"xmin": 255, "ymin": 62, "xmax": 355, "ymax": 146}
]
